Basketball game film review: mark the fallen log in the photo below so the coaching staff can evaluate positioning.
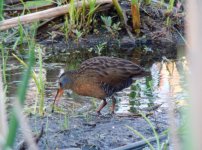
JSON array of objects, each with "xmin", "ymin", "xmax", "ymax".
[
  {"xmin": 4, "ymin": 3, "xmax": 56, "ymax": 13},
  {"xmin": 36, "ymin": 3, "xmax": 113, "ymax": 33},
  {"xmin": 0, "ymin": 0, "xmax": 112, "ymax": 30}
]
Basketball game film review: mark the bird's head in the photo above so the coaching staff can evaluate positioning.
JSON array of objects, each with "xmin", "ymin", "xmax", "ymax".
[
  {"xmin": 52, "ymin": 72, "xmax": 73, "ymax": 112},
  {"xmin": 59, "ymin": 72, "xmax": 73, "ymax": 89}
]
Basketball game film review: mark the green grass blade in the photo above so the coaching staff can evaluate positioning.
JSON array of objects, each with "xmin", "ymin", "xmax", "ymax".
[
  {"xmin": 168, "ymin": 0, "xmax": 175, "ymax": 12},
  {"xmin": 38, "ymin": 47, "xmax": 45, "ymax": 115},
  {"xmin": 140, "ymin": 112, "xmax": 160, "ymax": 149},
  {"xmin": 126, "ymin": 125, "xmax": 155, "ymax": 150},
  {"xmin": 0, "ymin": 43, "xmax": 7, "ymax": 84},
  {"xmin": 112, "ymin": 0, "xmax": 124, "ymax": 22},
  {"xmin": 12, "ymin": 53, "xmax": 40, "ymax": 90},
  {"xmin": 0, "ymin": 0, "xmax": 3, "ymax": 21},
  {"xmin": 69, "ymin": 0, "xmax": 76, "ymax": 25},
  {"xmin": 143, "ymin": 0, "xmax": 151, "ymax": 5},
  {"xmin": 4, "ymin": 48, "xmax": 35, "ymax": 149}
]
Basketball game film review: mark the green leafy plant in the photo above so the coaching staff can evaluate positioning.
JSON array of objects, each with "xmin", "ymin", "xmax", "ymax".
[
  {"xmin": 112, "ymin": 22, "xmax": 121, "ymax": 31},
  {"xmin": 72, "ymin": 29, "xmax": 83, "ymax": 41},
  {"xmin": 101, "ymin": 16, "xmax": 121, "ymax": 35},
  {"xmin": 95, "ymin": 42, "xmax": 107, "ymax": 55},
  {"xmin": 62, "ymin": 0, "xmax": 98, "ymax": 38},
  {"xmin": 101, "ymin": 16, "xmax": 112, "ymax": 31}
]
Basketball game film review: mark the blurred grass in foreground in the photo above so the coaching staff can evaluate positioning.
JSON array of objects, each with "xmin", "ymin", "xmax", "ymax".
[{"xmin": 4, "ymin": 43, "xmax": 35, "ymax": 149}]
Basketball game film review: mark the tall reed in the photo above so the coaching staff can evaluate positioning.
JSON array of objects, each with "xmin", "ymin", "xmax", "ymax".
[{"xmin": 131, "ymin": 0, "xmax": 140, "ymax": 34}]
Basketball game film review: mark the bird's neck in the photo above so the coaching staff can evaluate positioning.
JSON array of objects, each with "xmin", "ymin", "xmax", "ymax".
[
  {"xmin": 64, "ymin": 70, "xmax": 79, "ymax": 87},
  {"xmin": 66, "ymin": 70, "xmax": 79, "ymax": 78}
]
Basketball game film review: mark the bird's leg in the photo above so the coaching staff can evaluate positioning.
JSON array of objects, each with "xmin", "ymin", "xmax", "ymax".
[
  {"xmin": 111, "ymin": 96, "xmax": 116, "ymax": 114},
  {"xmin": 96, "ymin": 99, "xmax": 107, "ymax": 115}
]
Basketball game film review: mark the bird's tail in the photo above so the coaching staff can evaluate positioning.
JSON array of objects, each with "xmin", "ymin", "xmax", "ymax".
[
  {"xmin": 141, "ymin": 70, "xmax": 151, "ymax": 76},
  {"xmin": 132, "ymin": 70, "xmax": 151, "ymax": 80}
]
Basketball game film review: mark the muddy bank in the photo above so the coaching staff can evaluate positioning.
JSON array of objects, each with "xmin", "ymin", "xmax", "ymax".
[
  {"xmin": 11, "ymin": 53, "xmax": 188, "ymax": 150},
  {"xmin": 16, "ymin": 108, "xmax": 169, "ymax": 150},
  {"xmin": 35, "ymin": 0, "xmax": 184, "ymax": 61},
  {"xmin": 39, "ymin": 23, "xmax": 184, "ymax": 64},
  {"xmin": 1, "ymin": 1, "xmax": 186, "ymax": 149},
  {"xmin": 2, "ymin": 0, "xmax": 185, "ymax": 64}
]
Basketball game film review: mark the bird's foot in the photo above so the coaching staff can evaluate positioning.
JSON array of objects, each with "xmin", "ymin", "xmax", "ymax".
[
  {"xmin": 111, "ymin": 111, "xmax": 115, "ymax": 115},
  {"xmin": 89, "ymin": 111, "xmax": 103, "ymax": 117},
  {"xmin": 104, "ymin": 111, "xmax": 116, "ymax": 118},
  {"xmin": 97, "ymin": 111, "xmax": 102, "ymax": 116}
]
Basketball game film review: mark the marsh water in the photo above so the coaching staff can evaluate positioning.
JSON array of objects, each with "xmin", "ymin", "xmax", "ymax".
[
  {"xmin": 3, "ymin": 44, "xmax": 188, "ymax": 113},
  {"xmin": 1, "ymin": 44, "xmax": 188, "ymax": 149}
]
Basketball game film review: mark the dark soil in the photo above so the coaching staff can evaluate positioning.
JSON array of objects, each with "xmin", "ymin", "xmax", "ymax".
[
  {"xmin": 16, "ymin": 108, "xmax": 169, "ymax": 150},
  {"xmin": 2, "ymin": 0, "xmax": 185, "ymax": 149}
]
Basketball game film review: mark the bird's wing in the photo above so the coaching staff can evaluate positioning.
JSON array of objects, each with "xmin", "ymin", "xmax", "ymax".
[{"xmin": 78, "ymin": 56, "xmax": 146, "ymax": 86}]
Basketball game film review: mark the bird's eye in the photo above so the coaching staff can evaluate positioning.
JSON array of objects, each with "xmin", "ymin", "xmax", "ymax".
[{"xmin": 59, "ymin": 82, "xmax": 62, "ymax": 87}]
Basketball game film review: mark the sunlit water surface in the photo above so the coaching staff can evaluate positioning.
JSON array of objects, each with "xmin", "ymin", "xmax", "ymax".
[{"xmin": 1, "ymin": 46, "xmax": 189, "ymax": 114}]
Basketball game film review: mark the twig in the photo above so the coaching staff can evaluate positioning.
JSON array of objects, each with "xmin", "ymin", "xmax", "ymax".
[
  {"xmin": 4, "ymin": 3, "xmax": 55, "ymax": 13},
  {"xmin": 111, "ymin": 133, "xmax": 168, "ymax": 150},
  {"xmin": 0, "ymin": 0, "xmax": 112, "ymax": 30},
  {"xmin": 116, "ymin": 112, "xmax": 153, "ymax": 118},
  {"xmin": 18, "ymin": 123, "xmax": 44, "ymax": 150}
]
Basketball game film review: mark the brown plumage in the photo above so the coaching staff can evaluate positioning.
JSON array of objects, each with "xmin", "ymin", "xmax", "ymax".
[{"xmin": 52, "ymin": 56, "xmax": 150, "ymax": 114}]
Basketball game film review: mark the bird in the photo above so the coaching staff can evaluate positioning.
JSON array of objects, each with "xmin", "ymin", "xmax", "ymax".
[{"xmin": 52, "ymin": 56, "xmax": 150, "ymax": 114}]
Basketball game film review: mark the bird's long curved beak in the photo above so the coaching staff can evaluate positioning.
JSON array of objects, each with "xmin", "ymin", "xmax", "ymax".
[{"xmin": 52, "ymin": 88, "xmax": 64, "ymax": 113}]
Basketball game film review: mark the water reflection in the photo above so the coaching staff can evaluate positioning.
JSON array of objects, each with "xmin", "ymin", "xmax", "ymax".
[
  {"xmin": 116, "ymin": 58, "xmax": 188, "ymax": 113},
  {"xmin": 1, "ymin": 49, "xmax": 188, "ymax": 114}
]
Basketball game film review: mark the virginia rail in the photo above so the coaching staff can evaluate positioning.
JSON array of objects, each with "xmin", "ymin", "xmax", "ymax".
[{"xmin": 52, "ymin": 56, "xmax": 150, "ymax": 114}]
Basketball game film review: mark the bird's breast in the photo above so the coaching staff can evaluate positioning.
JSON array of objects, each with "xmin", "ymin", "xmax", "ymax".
[{"xmin": 72, "ymin": 80, "xmax": 106, "ymax": 99}]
